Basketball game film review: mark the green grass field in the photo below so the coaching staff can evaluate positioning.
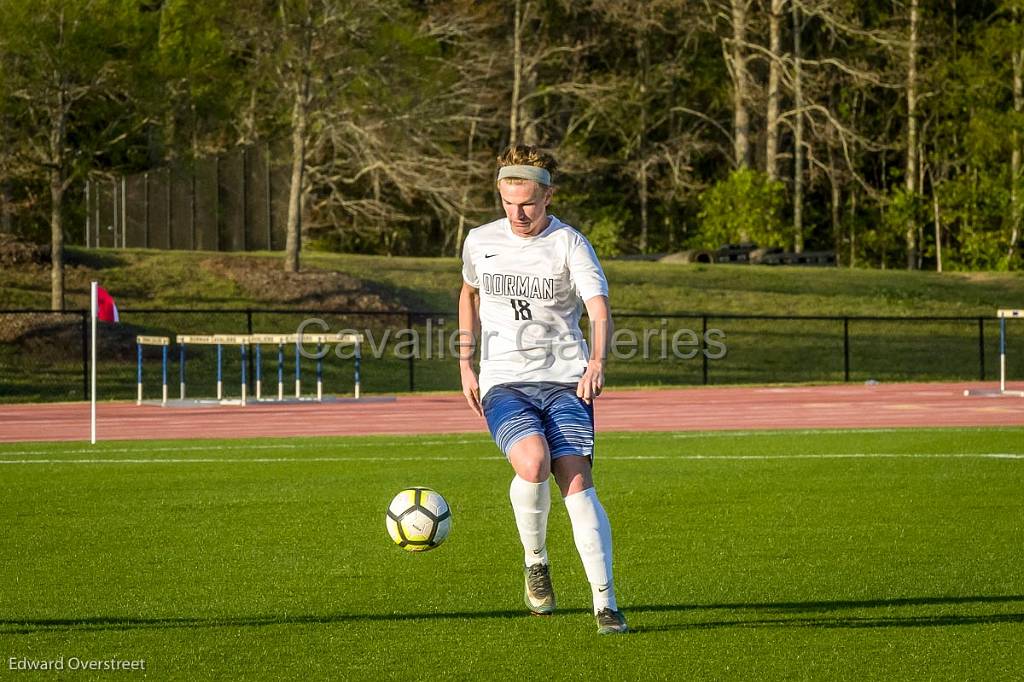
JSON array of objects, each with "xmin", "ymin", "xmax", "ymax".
[{"xmin": 2, "ymin": 428, "xmax": 1023, "ymax": 680}]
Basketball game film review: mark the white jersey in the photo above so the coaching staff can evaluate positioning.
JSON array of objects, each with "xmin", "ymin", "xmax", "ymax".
[{"xmin": 462, "ymin": 215, "xmax": 609, "ymax": 398}]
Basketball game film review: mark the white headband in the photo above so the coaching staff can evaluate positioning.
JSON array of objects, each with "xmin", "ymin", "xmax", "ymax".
[{"xmin": 497, "ymin": 165, "xmax": 552, "ymax": 186}]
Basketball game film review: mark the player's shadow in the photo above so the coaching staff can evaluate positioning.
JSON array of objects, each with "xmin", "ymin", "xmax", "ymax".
[
  {"xmin": 630, "ymin": 594, "xmax": 1024, "ymax": 634},
  {"xmin": 2, "ymin": 595, "xmax": 1023, "ymax": 636},
  {"xmin": 0, "ymin": 608, "xmax": 589, "ymax": 635}
]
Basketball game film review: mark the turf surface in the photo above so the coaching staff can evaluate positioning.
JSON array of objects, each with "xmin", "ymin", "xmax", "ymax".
[{"xmin": 1, "ymin": 428, "xmax": 1022, "ymax": 679}]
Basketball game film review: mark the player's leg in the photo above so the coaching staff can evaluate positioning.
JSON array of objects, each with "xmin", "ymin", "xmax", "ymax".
[
  {"xmin": 507, "ymin": 434, "xmax": 552, "ymax": 568},
  {"xmin": 481, "ymin": 385, "xmax": 555, "ymax": 615},
  {"xmin": 507, "ymin": 434, "xmax": 556, "ymax": 614},
  {"xmin": 545, "ymin": 385, "xmax": 628, "ymax": 634},
  {"xmin": 552, "ymin": 455, "xmax": 626, "ymax": 633}
]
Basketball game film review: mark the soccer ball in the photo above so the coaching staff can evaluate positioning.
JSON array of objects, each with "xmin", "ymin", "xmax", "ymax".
[{"xmin": 385, "ymin": 487, "xmax": 452, "ymax": 552}]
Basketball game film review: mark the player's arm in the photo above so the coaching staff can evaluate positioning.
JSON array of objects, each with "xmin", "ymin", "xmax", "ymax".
[
  {"xmin": 458, "ymin": 281, "xmax": 484, "ymax": 417},
  {"xmin": 577, "ymin": 294, "xmax": 611, "ymax": 404}
]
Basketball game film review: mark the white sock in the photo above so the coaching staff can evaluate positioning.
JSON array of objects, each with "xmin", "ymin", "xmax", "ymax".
[
  {"xmin": 564, "ymin": 487, "xmax": 617, "ymax": 613},
  {"xmin": 509, "ymin": 475, "xmax": 550, "ymax": 567}
]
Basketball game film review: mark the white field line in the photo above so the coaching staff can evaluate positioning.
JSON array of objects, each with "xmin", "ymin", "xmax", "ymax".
[
  {"xmin": 4, "ymin": 427, "xmax": 1021, "ymax": 457},
  {"xmin": 0, "ymin": 439, "xmax": 494, "ymax": 458},
  {"xmin": 667, "ymin": 427, "xmax": 1024, "ymax": 439},
  {"xmin": 0, "ymin": 453, "xmax": 1021, "ymax": 465}
]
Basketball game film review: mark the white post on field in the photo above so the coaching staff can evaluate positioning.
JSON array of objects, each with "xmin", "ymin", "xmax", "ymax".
[{"xmin": 90, "ymin": 281, "xmax": 98, "ymax": 444}]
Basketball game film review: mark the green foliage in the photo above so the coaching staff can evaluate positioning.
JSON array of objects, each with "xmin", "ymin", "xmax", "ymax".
[
  {"xmin": 154, "ymin": 0, "xmax": 242, "ymax": 155},
  {"xmin": 0, "ymin": 0, "xmax": 155, "ymax": 242},
  {"xmin": 1, "ymin": 0, "xmax": 1022, "ymax": 269},
  {"xmin": 581, "ymin": 206, "xmax": 626, "ymax": 258},
  {"xmin": 935, "ymin": 168, "xmax": 1012, "ymax": 270},
  {"xmin": 881, "ymin": 188, "xmax": 925, "ymax": 242},
  {"xmin": 695, "ymin": 169, "xmax": 787, "ymax": 249}
]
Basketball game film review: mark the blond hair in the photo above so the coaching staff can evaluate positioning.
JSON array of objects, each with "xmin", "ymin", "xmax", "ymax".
[{"xmin": 496, "ymin": 145, "xmax": 558, "ymax": 186}]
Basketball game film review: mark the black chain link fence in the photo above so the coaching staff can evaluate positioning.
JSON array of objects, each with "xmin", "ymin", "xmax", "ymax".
[{"xmin": 0, "ymin": 309, "xmax": 1019, "ymax": 403}]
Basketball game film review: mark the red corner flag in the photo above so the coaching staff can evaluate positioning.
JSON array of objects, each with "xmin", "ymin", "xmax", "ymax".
[{"xmin": 96, "ymin": 285, "xmax": 119, "ymax": 323}]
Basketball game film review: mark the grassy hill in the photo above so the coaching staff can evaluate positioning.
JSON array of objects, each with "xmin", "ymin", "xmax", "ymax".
[
  {"xmin": 2, "ymin": 246, "xmax": 1024, "ymax": 315},
  {"xmin": 2, "ymin": 247, "xmax": 1023, "ymax": 403}
]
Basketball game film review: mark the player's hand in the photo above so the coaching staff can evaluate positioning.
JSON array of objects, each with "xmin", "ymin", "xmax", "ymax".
[
  {"xmin": 460, "ymin": 365, "xmax": 484, "ymax": 417},
  {"xmin": 576, "ymin": 360, "xmax": 605, "ymax": 405}
]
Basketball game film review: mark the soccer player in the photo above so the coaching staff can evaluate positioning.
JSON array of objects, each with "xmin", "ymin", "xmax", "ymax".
[{"xmin": 457, "ymin": 144, "xmax": 627, "ymax": 635}]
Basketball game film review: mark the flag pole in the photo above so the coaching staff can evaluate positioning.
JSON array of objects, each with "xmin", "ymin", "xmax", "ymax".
[{"xmin": 90, "ymin": 281, "xmax": 97, "ymax": 444}]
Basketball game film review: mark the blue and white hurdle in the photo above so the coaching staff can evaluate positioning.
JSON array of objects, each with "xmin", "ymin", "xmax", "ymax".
[
  {"xmin": 965, "ymin": 309, "xmax": 1023, "ymax": 398},
  {"xmin": 177, "ymin": 334, "xmax": 252, "ymax": 405},
  {"xmin": 998, "ymin": 309, "xmax": 1023, "ymax": 397},
  {"xmin": 135, "ymin": 335, "xmax": 170, "ymax": 406},
  {"xmin": 249, "ymin": 334, "xmax": 293, "ymax": 402},
  {"xmin": 135, "ymin": 332, "xmax": 364, "ymax": 406},
  {"xmin": 249, "ymin": 332, "xmax": 363, "ymax": 402}
]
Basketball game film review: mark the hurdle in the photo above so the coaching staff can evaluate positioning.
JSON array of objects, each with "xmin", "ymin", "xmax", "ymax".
[
  {"xmin": 965, "ymin": 309, "xmax": 1023, "ymax": 397},
  {"xmin": 998, "ymin": 309, "xmax": 1023, "ymax": 396},
  {"xmin": 250, "ymin": 334, "xmax": 293, "ymax": 402},
  {"xmin": 249, "ymin": 332, "xmax": 363, "ymax": 402},
  {"xmin": 177, "ymin": 334, "xmax": 252, "ymax": 405},
  {"xmin": 136, "ymin": 336, "xmax": 170, "ymax": 405},
  {"xmin": 134, "ymin": 332, "xmax": 363, "ymax": 406}
]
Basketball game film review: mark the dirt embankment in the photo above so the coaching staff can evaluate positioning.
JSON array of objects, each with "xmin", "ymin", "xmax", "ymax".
[
  {"xmin": 200, "ymin": 257, "xmax": 403, "ymax": 311},
  {"xmin": 0, "ymin": 234, "xmax": 48, "ymax": 267}
]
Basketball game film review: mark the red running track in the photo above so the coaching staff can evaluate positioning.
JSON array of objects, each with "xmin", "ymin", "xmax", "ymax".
[{"xmin": 1, "ymin": 382, "xmax": 1023, "ymax": 444}]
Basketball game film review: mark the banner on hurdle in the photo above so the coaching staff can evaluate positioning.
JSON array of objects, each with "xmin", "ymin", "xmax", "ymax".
[
  {"xmin": 136, "ymin": 336, "xmax": 171, "ymax": 406},
  {"xmin": 177, "ymin": 334, "xmax": 252, "ymax": 345}
]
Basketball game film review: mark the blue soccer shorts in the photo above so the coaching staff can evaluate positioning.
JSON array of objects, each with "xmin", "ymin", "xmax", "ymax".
[{"xmin": 481, "ymin": 382, "xmax": 594, "ymax": 459}]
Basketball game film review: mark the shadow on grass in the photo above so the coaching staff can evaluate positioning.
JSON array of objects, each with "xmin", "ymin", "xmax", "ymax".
[
  {"xmin": 0, "ymin": 607, "xmax": 586, "ymax": 635},
  {"xmin": 631, "ymin": 595, "xmax": 1024, "ymax": 634},
  {"xmin": 2, "ymin": 595, "xmax": 1023, "ymax": 636},
  {"xmin": 64, "ymin": 248, "xmax": 127, "ymax": 270}
]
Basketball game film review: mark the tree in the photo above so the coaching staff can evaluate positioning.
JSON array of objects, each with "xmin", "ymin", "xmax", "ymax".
[
  {"xmin": 720, "ymin": 0, "xmax": 755, "ymax": 169},
  {"xmin": 904, "ymin": 0, "xmax": 921, "ymax": 269},
  {"xmin": 696, "ymin": 168, "xmax": 787, "ymax": 248},
  {"xmin": 0, "ymin": 0, "xmax": 1019, "ymax": 270},
  {"xmin": 154, "ymin": 0, "xmax": 241, "ymax": 159},
  {"xmin": 792, "ymin": 1, "xmax": 805, "ymax": 253},
  {"xmin": 575, "ymin": 1, "xmax": 706, "ymax": 253},
  {"xmin": 0, "ymin": 0, "xmax": 147, "ymax": 309},
  {"xmin": 278, "ymin": 0, "xmax": 318, "ymax": 273},
  {"xmin": 1009, "ymin": 1, "xmax": 1023, "ymax": 265},
  {"xmin": 424, "ymin": 1, "xmax": 507, "ymax": 255},
  {"xmin": 765, "ymin": 0, "xmax": 787, "ymax": 183},
  {"xmin": 509, "ymin": 0, "xmax": 532, "ymax": 147}
]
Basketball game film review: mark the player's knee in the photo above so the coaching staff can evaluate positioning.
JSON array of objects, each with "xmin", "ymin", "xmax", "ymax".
[
  {"xmin": 508, "ymin": 438, "xmax": 551, "ymax": 482},
  {"xmin": 552, "ymin": 455, "xmax": 593, "ymax": 496},
  {"xmin": 513, "ymin": 455, "xmax": 550, "ymax": 482},
  {"xmin": 505, "ymin": 444, "xmax": 548, "ymax": 481}
]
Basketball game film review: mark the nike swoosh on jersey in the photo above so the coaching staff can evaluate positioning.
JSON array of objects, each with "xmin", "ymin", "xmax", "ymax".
[{"xmin": 484, "ymin": 253, "xmax": 498, "ymax": 258}]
